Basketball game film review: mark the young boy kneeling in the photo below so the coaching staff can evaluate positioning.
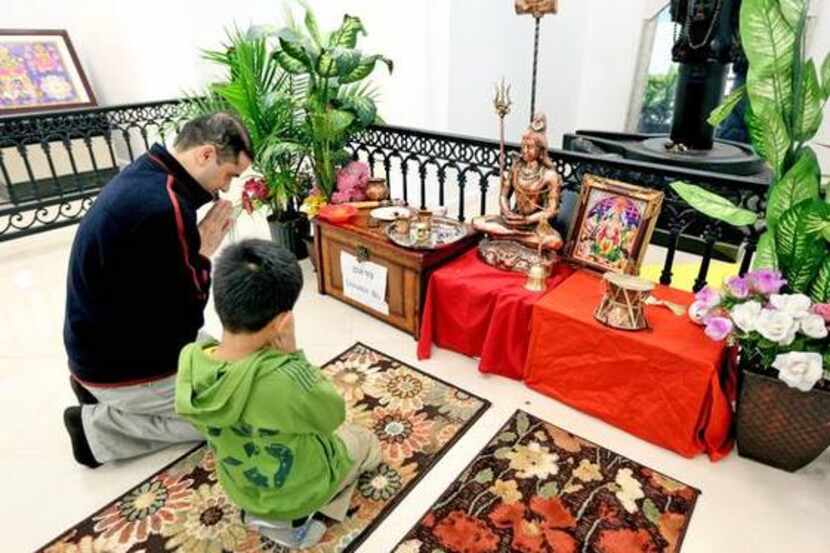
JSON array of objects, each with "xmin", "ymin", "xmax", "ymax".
[{"xmin": 176, "ymin": 239, "xmax": 381, "ymax": 549}]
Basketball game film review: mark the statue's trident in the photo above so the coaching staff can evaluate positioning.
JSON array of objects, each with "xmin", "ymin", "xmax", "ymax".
[{"xmin": 493, "ymin": 78, "xmax": 512, "ymax": 188}]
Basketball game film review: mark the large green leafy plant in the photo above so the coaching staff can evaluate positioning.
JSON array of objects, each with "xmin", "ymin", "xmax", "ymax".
[
  {"xmin": 272, "ymin": 3, "xmax": 393, "ymax": 200},
  {"xmin": 180, "ymin": 28, "xmax": 307, "ymax": 219},
  {"xmin": 672, "ymin": 0, "xmax": 830, "ymax": 302}
]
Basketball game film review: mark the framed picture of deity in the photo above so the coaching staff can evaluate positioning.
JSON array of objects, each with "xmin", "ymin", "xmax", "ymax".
[
  {"xmin": 566, "ymin": 175, "xmax": 663, "ymax": 275},
  {"xmin": 0, "ymin": 29, "xmax": 96, "ymax": 116}
]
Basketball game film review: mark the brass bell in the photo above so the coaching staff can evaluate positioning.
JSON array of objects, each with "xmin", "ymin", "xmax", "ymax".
[{"xmin": 524, "ymin": 263, "xmax": 547, "ymax": 293}]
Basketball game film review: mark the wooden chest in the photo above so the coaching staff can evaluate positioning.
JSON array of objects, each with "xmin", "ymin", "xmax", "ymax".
[{"xmin": 313, "ymin": 210, "xmax": 480, "ymax": 338}]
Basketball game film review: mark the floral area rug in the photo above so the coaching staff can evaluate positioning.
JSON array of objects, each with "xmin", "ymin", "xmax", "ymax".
[
  {"xmin": 394, "ymin": 410, "xmax": 700, "ymax": 553},
  {"xmin": 39, "ymin": 343, "xmax": 489, "ymax": 553}
]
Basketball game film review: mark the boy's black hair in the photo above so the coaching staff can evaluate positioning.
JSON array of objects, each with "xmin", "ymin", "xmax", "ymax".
[{"xmin": 213, "ymin": 239, "xmax": 303, "ymax": 333}]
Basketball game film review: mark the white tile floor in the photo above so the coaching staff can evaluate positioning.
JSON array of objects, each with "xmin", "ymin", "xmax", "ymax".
[{"xmin": 1, "ymin": 224, "xmax": 829, "ymax": 553}]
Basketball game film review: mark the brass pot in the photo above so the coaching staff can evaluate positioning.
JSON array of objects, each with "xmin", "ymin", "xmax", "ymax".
[{"xmin": 366, "ymin": 178, "xmax": 389, "ymax": 201}]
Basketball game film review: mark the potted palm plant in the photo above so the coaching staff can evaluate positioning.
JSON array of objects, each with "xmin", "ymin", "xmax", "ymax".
[
  {"xmin": 271, "ymin": 3, "xmax": 393, "ymax": 205},
  {"xmin": 671, "ymin": 0, "xmax": 830, "ymax": 471},
  {"xmin": 181, "ymin": 27, "xmax": 311, "ymax": 258}
]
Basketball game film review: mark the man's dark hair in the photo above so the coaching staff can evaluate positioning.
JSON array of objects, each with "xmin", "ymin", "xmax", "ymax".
[
  {"xmin": 173, "ymin": 112, "xmax": 254, "ymax": 163},
  {"xmin": 213, "ymin": 239, "xmax": 303, "ymax": 333}
]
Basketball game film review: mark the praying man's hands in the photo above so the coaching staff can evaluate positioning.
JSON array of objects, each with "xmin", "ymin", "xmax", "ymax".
[{"xmin": 198, "ymin": 200, "xmax": 234, "ymax": 258}]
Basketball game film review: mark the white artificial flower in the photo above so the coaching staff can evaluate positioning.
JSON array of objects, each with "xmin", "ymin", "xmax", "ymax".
[
  {"xmin": 614, "ymin": 468, "xmax": 645, "ymax": 514},
  {"xmin": 769, "ymin": 294, "xmax": 812, "ymax": 319},
  {"xmin": 756, "ymin": 309, "xmax": 797, "ymax": 346},
  {"xmin": 772, "ymin": 352, "xmax": 824, "ymax": 392},
  {"xmin": 800, "ymin": 314, "xmax": 829, "ymax": 339},
  {"xmin": 730, "ymin": 301, "xmax": 762, "ymax": 333},
  {"xmin": 688, "ymin": 301, "xmax": 710, "ymax": 325}
]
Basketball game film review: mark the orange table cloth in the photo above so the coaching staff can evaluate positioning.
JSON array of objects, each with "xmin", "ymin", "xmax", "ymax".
[
  {"xmin": 417, "ymin": 249, "xmax": 574, "ymax": 380},
  {"xmin": 524, "ymin": 271, "xmax": 734, "ymax": 461}
]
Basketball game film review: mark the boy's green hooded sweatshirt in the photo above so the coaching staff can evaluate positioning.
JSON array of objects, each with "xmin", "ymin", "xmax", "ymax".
[{"xmin": 176, "ymin": 341, "xmax": 353, "ymax": 521}]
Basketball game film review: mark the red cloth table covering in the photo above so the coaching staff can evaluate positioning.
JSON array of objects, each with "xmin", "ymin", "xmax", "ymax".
[
  {"xmin": 417, "ymin": 248, "xmax": 574, "ymax": 380},
  {"xmin": 524, "ymin": 271, "xmax": 734, "ymax": 461}
]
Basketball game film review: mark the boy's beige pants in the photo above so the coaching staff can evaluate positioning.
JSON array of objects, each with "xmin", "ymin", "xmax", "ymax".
[{"xmin": 318, "ymin": 424, "xmax": 382, "ymax": 522}]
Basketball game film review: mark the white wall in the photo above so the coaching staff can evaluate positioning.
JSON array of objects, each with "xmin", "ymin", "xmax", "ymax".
[
  {"xmin": 3, "ymin": 0, "xmax": 448, "ymax": 131},
  {"xmin": 573, "ymin": 3, "xmax": 647, "ymax": 133},
  {"xmin": 809, "ymin": 0, "xmax": 830, "ymax": 175},
  {"xmin": 5, "ymin": 0, "xmax": 654, "ymax": 144},
  {"xmin": 4, "ymin": 0, "xmax": 829, "ymax": 169},
  {"xmin": 446, "ymin": 1, "xmax": 592, "ymax": 146},
  {"xmin": 444, "ymin": 0, "xmax": 661, "ymax": 146}
]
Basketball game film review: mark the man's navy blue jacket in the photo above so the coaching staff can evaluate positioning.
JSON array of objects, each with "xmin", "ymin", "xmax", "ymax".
[{"xmin": 64, "ymin": 144, "xmax": 213, "ymax": 385}]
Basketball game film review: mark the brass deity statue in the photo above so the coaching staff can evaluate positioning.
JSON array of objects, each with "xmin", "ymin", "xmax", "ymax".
[{"xmin": 472, "ymin": 113, "xmax": 564, "ymax": 273}]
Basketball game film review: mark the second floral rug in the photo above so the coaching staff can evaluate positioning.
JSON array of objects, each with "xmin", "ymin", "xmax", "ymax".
[{"xmin": 394, "ymin": 410, "xmax": 700, "ymax": 553}]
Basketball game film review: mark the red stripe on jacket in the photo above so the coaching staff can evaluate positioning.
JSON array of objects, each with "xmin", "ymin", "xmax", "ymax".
[{"xmin": 165, "ymin": 175, "xmax": 206, "ymax": 299}]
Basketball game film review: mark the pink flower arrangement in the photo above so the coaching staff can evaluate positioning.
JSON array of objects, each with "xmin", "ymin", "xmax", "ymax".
[
  {"xmin": 241, "ymin": 177, "xmax": 269, "ymax": 214},
  {"xmin": 331, "ymin": 161, "xmax": 370, "ymax": 204}
]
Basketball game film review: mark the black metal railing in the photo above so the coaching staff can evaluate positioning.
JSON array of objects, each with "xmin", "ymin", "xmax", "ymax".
[
  {"xmin": 351, "ymin": 125, "xmax": 768, "ymax": 290},
  {"xmin": 0, "ymin": 100, "xmax": 182, "ymax": 240},
  {"xmin": 1, "ymin": 99, "xmax": 769, "ymax": 290}
]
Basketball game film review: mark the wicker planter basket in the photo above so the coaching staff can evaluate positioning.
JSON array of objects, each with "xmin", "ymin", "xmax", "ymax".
[{"xmin": 736, "ymin": 369, "xmax": 830, "ymax": 472}]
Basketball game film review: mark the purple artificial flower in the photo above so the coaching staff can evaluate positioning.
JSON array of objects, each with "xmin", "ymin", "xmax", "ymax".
[
  {"xmin": 694, "ymin": 286, "xmax": 721, "ymax": 309},
  {"xmin": 748, "ymin": 269, "xmax": 787, "ymax": 295},
  {"xmin": 725, "ymin": 276, "xmax": 750, "ymax": 299},
  {"xmin": 704, "ymin": 316, "xmax": 734, "ymax": 341}
]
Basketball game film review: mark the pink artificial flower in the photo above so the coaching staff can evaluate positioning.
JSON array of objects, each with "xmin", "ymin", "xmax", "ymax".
[
  {"xmin": 333, "ymin": 161, "xmax": 370, "ymax": 204},
  {"xmin": 695, "ymin": 286, "xmax": 721, "ymax": 309},
  {"xmin": 331, "ymin": 189, "xmax": 352, "ymax": 204},
  {"xmin": 812, "ymin": 303, "xmax": 830, "ymax": 323},
  {"xmin": 241, "ymin": 177, "xmax": 269, "ymax": 214},
  {"xmin": 243, "ymin": 177, "xmax": 268, "ymax": 201},
  {"xmin": 748, "ymin": 269, "xmax": 787, "ymax": 295},
  {"xmin": 704, "ymin": 316, "xmax": 734, "ymax": 341},
  {"xmin": 725, "ymin": 276, "xmax": 750, "ymax": 299},
  {"xmin": 342, "ymin": 160, "xmax": 370, "ymax": 181}
]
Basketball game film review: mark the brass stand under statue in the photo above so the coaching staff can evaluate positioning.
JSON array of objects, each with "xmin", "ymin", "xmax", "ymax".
[{"xmin": 472, "ymin": 81, "xmax": 563, "ymax": 275}]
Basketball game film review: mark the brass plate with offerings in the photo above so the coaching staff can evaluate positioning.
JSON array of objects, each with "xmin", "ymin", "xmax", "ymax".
[{"xmin": 384, "ymin": 216, "xmax": 471, "ymax": 250}]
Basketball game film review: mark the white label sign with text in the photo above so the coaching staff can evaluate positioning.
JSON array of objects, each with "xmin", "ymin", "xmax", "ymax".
[{"xmin": 340, "ymin": 251, "xmax": 390, "ymax": 315}]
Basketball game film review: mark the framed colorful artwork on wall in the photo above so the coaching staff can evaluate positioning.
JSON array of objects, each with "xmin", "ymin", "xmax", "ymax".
[
  {"xmin": 0, "ymin": 29, "xmax": 96, "ymax": 115},
  {"xmin": 567, "ymin": 174, "xmax": 663, "ymax": 275}
]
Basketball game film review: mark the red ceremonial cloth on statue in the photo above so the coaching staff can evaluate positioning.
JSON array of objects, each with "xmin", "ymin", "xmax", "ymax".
[
  {"xmin": 524, "ymin": 271, "xmax": 734, "ymax": 460},
  {"xmin": 417, "ymin": 248, "xmax": 574, "ymax": 380}
]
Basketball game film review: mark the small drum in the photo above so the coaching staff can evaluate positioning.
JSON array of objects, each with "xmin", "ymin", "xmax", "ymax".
[{"xmin": 594, "ymin": 272, "xmax": 655, "ymax": 331}]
